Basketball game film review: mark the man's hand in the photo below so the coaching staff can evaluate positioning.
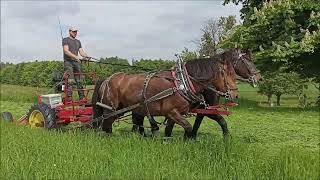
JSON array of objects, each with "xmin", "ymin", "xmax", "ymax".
[
  {"xmin": 83, "ymin": 56, "xmax": 91, "ymax": 61},
  {"xmin": 74, "ymin": 56, "xmax": 81, "ymax": 63}
]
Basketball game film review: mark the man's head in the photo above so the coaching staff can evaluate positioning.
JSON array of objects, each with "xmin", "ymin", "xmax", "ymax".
[{"xmin": 69, "ymin": 26, "xmax": 78, "ymax": 39}]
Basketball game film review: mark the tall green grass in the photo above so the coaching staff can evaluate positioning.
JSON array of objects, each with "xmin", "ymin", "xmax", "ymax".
[
  {"xmin": 0, "ymin": 84, "xmax": 319, "ymax": 179},
  {"xmin": 1, "ymin": 122, "xmax": 319, "ymax": 179}
]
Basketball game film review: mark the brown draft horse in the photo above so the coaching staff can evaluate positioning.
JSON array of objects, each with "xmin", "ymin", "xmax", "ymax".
[
  {"xmin": 164, "ymin": 48, "xmax": 263, "ymax": 138},
  {"xmin": 92, "ymin": 57, "xmax": 238, "ymax": 138},
  {"xmin": 131, "ymin": 48, "xmax": 262, "ymax": 138}
]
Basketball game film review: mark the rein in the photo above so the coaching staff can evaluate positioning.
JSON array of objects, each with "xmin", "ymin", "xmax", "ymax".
[
  {"xmin": 82, "ymin": 57, "xmax": 154, "ymax": 71},
  {"xmin": 188, "ymin": 75, "xmax": 237, "ymax": 101}
]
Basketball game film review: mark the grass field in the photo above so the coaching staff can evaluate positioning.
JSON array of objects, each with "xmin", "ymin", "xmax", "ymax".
[{"xmin": 0, "ymin": 84, "xmax": 319, "ymax": 179}]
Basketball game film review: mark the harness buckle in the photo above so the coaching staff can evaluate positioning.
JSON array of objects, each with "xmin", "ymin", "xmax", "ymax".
[{"xmin": 224, "ymin": 90, "xmax": 232, "ymax": 100}]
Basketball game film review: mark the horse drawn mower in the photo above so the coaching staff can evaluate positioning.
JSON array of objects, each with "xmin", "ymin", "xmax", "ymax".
[
  {"xmin": 1, "ymin": 71, "xmax": 98, "ymax": 129},
  {"xmin": 27, "ymin": 71, "xmax": 97, "ymax": 129},
  {"xmin": 1, "ymin": 57, "xmax": 239, "ymax": 131}
]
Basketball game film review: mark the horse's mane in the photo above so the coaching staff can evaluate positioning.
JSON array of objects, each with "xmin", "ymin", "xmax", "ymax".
[{"xmin": 185, "ymin": 53, "xmax": 235, "ymax": 80}]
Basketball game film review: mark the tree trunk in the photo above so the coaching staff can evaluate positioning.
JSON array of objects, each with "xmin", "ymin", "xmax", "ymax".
[
  {"xmin": 267, "ymin": 94, "xmax": 272, "ymax": 106},
  {"xmin": 276, "ymin": 94, "xmax": 281, "ymax": 106}
]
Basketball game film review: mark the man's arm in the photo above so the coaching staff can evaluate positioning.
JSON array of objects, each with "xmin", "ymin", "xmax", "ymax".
[
  {"xmin": 63, "ymin": 45, "xmax": 80, "ymax": 62},
  {"xmin": 79, "ymin": 48, "xmax": 89, "ymax": 58}
]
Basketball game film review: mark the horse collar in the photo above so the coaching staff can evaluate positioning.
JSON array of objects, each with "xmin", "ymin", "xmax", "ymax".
[
  {"xmin": 171, "ymin": 63, "xmax": 204, "ymax": 104},
  {"xmin": 182, "ymin": 63, "xmax": 197, "ymax": 94}
]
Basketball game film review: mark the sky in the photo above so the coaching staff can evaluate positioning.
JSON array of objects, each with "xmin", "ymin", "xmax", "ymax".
[{"xmin": 1, "ymin": 1, "xmax": 242, "ymax": 64}]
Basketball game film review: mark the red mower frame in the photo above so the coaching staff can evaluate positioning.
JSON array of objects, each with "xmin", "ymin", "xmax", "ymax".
[{"xmin": 38, "ymin": 71, "xmax": 97, "ymax": 124}]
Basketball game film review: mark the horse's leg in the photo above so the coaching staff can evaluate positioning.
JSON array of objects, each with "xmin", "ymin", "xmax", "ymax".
[
  {"xmin": 101, "ymin": 110, "xmax": 116, "ymax": 134},
  {"xmin": 190, "ymin": 114, "xmax": 205, "ymax": 139},
  {"xmin": 131, "ymin": 113, "xmax": 139, "ymax": 133},
  {"xmin": 101, "ymin": 118, "xmax": 114, "ymax": 134},
  {"xmin": 92, "ymin": 106, "xmax": 104, "ymax": 129},
  {"xmin": 166, "ymin": 109, "xmax": 192, "ymax": 138},
  {"xmin": 131, "ymin": 113, "xmax": 146, "ymax": 136},
  {"xmin": 164, "ymin": 119, "xmax": 175, "ymax": 137},
  {"xmin": 150, "ymin": 118, "xmax": 160, "ymax": 136},
  {"xmin": 207, "ymin": 114, "xmax": 230, "ymax": 137}
]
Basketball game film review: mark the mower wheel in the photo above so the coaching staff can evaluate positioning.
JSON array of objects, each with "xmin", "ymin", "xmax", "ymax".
[
  {"xmin": 28, "ymin": 103, "xmax": 57, "ymax": 129},
  {"xmin": 1, "ymin": 112, "xmax": 14, "ymax": 122}
]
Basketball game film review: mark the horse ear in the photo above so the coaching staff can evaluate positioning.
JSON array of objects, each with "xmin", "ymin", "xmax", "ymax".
[{"xmin": 244, "ymin": 48, "xmax": 253, "ymax": 60}]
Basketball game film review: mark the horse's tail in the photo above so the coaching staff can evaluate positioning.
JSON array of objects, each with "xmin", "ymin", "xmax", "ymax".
[{"xmin": 92, "ymin": 78, "xmax": 105, "ymax": 127}]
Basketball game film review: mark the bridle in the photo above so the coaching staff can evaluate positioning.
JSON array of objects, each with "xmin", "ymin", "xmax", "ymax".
[{"xmin": 234, "ymin": 53, "xmax": 261, "ymax": 86}]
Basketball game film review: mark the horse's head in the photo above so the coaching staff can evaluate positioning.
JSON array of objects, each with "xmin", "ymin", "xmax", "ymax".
[
  {"xmin": 213, "ymin": 58, "xmax": 239, "ymax": 102},
  {"xmin": 225, "ymin": 48, "xmax": 262, "ymax": 87},
  {"xmin": 185, "ymin": 58, "xmax": 238, "ymax": 102}
]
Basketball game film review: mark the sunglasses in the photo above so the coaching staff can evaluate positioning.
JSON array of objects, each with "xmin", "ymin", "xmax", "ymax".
[{"xmin": 70, "ymin": 30, "xmax": 78, "ymax": 33}]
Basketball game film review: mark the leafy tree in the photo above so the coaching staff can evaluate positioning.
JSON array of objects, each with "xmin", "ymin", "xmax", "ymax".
[
  {"xmin": 218, "ymin": 16, "xmax": 238, "ymax": 40},
  {"xmin": 0, "ymin": 64, "xmax": 16, "ymax": 84},
  {"xmin": 178, "ymin": 47, "xmax": 199, "ymax": 61},
  {"xmin": 198, "ymin": 16, "xmax": 237, "ymax": 57},
  {"xmin": 0, "ymin": 62, "xmax": 13, "ymax": 70},
  {"xmin": 224, "ymin": 0, "xmax": 265, "ymax": 24},
  {"xmin": 199, "ymin": 30, "xmax": 217, "ymax": 57},
  {"xmin": 258, "ymin": 72, "xmax": 304, "ymax": 106},
  {"xmin": 133, "ymin": 58, "xmax": 175, "ymax": 71},
  {"xmin": 222, "ymin": 0, "xmax": 320, "ymax": 83},
  {"xmin": 102, "ymin": 56, "xmax": 131, "ymax": 75}
]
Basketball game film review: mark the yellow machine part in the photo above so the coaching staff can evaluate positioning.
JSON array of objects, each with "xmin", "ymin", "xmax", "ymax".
[{"xmin": 28, "ymin": 110, "xmax": 44, "ymax": 127}]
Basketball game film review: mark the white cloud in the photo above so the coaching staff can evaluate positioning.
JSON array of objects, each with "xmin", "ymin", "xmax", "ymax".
[{"xmin": 1, "ymin": 1, "xmax": 242, "ymax": 63}]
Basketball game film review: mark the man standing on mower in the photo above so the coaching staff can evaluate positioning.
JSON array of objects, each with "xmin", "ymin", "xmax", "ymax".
[{"xmin": 62, "ymin": 26, "xmax": 90, "ymax": 101}]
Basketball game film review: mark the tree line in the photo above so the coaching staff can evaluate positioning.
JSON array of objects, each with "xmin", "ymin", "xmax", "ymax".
[
  {"xmin": 0, "ymin": 57, "xmax": 175, "ymax": 87},
  {"xmin": 1, "ymin": 0, "xmax": 319, "ymax": 106}
]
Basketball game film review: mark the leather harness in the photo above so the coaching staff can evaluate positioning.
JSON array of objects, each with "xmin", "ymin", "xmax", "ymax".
[{"xmin": 94, "ymin": 57, "xmax": 232, "ymax": 127}]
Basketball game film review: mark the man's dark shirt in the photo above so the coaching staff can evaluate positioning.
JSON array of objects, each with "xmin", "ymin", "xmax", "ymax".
[{"xmin": 62, "ymin": 37, "xmax": 82, "ymax": 62}]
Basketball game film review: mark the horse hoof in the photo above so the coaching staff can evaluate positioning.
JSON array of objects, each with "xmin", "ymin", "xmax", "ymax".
[
  {"xmin": 223, "ymin": 133, "xmax": 232, "ymax": 145},
  {"xmin": 223, "ymin": 133, "xmax": 232, "ymax": 139},
  {"xmin": 141, "ymin": 132, "xmax": 147, "ymax": 137},
  {"xmin": 184, "ymin": 132, "xmax": 193, "ymax": 139}
]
